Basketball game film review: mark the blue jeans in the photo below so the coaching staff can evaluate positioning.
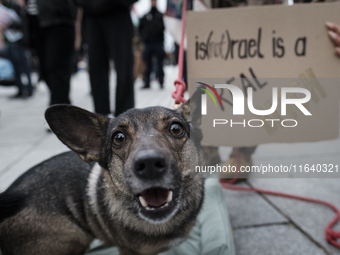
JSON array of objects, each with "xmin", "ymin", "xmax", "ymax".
[{"xmin": 0, "ymin": 45, "xmax": 33, "ymax": 94}]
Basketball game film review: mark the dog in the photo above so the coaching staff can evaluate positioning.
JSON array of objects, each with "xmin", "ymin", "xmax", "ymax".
[{"xmin": 0, "ymin": 93, "xmax": 205, "ymax": 255}]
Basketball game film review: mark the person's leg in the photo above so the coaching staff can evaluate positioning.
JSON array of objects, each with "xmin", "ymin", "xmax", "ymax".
[
  {"xmin": 43, "ymin": 25, "xmax": 74, "ymax": 105},
  {"xmin": 3, "ymin": 45, "xmax": 25, "ymax": 97},
  {"xmin": 155, "ymin": 44, "xmax": 165, "ymax": 88},
  {"xmin": 220, "ymin": 146, "xmax": 257, "ymax": 181},
  {"xmin": 30, "ymin": 15, "xmax": 46, "ymax": 84},
  {"xmin": 103, "ymin": 12, "xmax": 134, "ymax": 116},
  {"xmin": 86, "ymin": 16, "xmax": 111, "ymax": 116},
  {"xmin": 15, "ymin": 46, "xmax": 33, "ymax": 96},
  {"xmin": 142, "ymin": 44, "xmax": 153, "ymax": 89}
]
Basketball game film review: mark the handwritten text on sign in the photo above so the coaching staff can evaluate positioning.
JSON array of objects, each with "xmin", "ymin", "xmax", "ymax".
[{"xmin": 195, "ymin": 28, "xmax": 307, "ymax": 60}]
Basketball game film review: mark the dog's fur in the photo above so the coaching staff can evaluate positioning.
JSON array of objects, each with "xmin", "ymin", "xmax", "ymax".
[{"xmin": 0, "ymin": 95, "xmax": 205, "ymax": 255}]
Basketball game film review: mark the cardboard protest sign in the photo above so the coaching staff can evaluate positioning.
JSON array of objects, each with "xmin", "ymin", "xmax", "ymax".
[{"xmin": 187, "ymin": 3, "xmax": 340, "ymax": 147}]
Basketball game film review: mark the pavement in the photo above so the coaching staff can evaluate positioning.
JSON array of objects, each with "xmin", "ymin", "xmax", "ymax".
[{"xmin": 0, "ymin": 66, "xmax": 339, "ymax": 255}]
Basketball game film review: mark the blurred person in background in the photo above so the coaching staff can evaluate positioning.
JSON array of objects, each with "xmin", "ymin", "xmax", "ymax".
[
  {"xmin": 139, "ymin": 0, "xmax": 165, "ymax": 89},
  {"xmin": 75, "ymin": 0, "xmax": 136, "ymax": 117},
  {"xmin": 24, "ymin": 0, "xmax": 42, "ymax": 82},
  {"xmin": 33, "ymin": 0, "xmax": 77, "ymax": 106},
  {"xmin": 0, "ymin": 0, "xmax": 33, "ymax": 98}
]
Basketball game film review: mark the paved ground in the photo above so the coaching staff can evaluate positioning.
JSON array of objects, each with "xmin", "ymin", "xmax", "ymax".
[{"xmin": 0, "ymin": 66, "xmax": 339, "ymax": 255}]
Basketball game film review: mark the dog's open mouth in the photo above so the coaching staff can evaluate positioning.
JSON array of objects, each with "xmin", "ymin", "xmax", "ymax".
[
  {"xmin": 136, "ymin": 186, "xmax": 179, "ymax": 222},
  {"xmin": 138, "ymin": 188, "xmax": 173, "ymax": 211}
]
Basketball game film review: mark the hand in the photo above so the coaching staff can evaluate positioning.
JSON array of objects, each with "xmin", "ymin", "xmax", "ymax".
[{"xmin": 325, "ymin": 21, "xmax": 340, "ymax": 57}]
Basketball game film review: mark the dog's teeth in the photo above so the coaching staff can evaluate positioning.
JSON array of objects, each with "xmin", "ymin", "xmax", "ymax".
[
  {"xmin": 167, "ymin": 191, "xmax": 173, "ymax": 203},
  {"xmin": 139, "ymin": 196, "xmax": 148, "ymax": 207},
  {"xmin": 160, "ymin": 203, "xmax": 169, "ymax": 209}
]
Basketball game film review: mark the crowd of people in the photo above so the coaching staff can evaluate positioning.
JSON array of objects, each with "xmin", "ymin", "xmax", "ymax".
[{"xmin": 0, "ymin": 0, "xmax": 167, "ymax": 119}]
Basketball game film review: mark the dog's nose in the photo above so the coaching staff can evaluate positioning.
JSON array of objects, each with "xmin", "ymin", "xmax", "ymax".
[{"xmin": 133, "ymin": 149, "xmax": 167, "ymax": 179}]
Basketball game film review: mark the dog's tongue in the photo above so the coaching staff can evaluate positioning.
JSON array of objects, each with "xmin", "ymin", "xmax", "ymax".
[{"xmin": 141, "ymin": 188, "xmax": 169, "ymax": 207}]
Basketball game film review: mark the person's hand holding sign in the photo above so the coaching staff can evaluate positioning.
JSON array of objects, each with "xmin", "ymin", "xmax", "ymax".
[{"xmin": 326, "ymin": 22, "xmax": 340, "ymax": 57}]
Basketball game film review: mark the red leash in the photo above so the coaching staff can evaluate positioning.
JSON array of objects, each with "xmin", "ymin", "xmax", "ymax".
[
  {"xmin": 220, "ymin": 179, "xmax": 340, "ymax": 248},
  {"xmin": 220, "ymin": 148, "xmax": 340, "ymax": 248},
  {"xmin": 171, "ymin": 0, "xmax": 340, "ymax": 249},
  {"xmin": 172, "ymin": 0, "xmax": 187, "ymax": 104}
]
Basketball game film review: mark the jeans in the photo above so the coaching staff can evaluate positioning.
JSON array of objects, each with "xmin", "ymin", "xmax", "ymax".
[{"xmin": 0, "ymin": 44, "xmax": 33, "ymax": 94}]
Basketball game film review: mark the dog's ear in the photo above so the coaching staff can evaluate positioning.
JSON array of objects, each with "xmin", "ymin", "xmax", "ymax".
[
  {"xmin": 177, "ymin": 87, "xmax": 204, "ymax": 127},
  {"xmin": 45, "ymin": 105, "xmax": 108, "ymax": 163}
]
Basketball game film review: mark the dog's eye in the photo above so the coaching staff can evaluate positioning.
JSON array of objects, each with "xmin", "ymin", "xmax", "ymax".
[
  {"xmin": 113, "ymin": 132, "xmax": 127, "ymax": 146},
  {"xmin": 169, "ymin": 123, "xmax": 184, "ymax": 137}
]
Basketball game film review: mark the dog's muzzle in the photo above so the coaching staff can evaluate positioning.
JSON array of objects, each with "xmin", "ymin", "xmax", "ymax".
[
  {"xmin": 133, "ymin": 149, "xmax": 167, "ymax": 179},
  {"xmin": 129, "ymin": 149, "xmax": 181, "ymax": 222}
]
